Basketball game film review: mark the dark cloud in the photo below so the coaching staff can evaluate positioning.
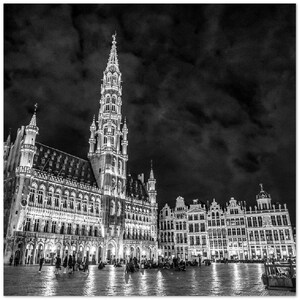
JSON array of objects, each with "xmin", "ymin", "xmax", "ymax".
[{"xmin": 4, "ymin": 4, "xmax": 296, "ymax": 224}]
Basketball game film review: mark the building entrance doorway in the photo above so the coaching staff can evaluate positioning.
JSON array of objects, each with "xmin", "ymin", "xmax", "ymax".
[{"xmin": 107, "ymin": 243, "xmax": 115, "ymax": 264}]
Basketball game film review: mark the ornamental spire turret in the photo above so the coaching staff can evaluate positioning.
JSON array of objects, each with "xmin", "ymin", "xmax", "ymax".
[
  {"xmin": 29, "ymin": 103, "xmax": 38, "ymax": 127},
  {"xmin": 88, "ymin": 115, "xmax": 97, "ymax": 157},
  {"xmin": 150, "ymin": 159, "xmax": 154, "ymax": 180},
  {"xmin": 19, "ymin": 103, "xmax": 39, "ymax": 169},
  {"xmin": 256, "ymin": 183, "xmax": 271, "ymax": 210},
  {"xmin": 147, "ymin": 160, "xmax": 156, "ymax": 200}
]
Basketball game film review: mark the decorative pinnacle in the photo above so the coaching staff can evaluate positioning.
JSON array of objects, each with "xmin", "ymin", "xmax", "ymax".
[
  {"xmin": 112, "ymin": 32, "xmax": 117, "ymax": 44},
  {"xmin": 150, "ymin": 160, "xmax": 154, "ymax": 179},
  {"xmin": 106, "ymin": 32, "xmax": 119, "ymax": 72},
  {"xmin": 259, "ymin": 183, "xmax": 264, "ymax": 191},
  {"xmin": 29, "ymin": 103, "xmax": 38, "ymax": 126},
  {"xmin": 90, "ymin": 115, "xmax": 96, "ymax": 130}
]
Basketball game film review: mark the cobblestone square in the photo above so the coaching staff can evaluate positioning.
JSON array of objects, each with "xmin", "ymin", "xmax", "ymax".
[{"xmin": 4, "ymin": 263, "xmax": 295, "ymax": 296}]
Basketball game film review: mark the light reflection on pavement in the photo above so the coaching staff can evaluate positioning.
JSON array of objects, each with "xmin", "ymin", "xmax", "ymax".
[{"xmin": 4, "ymin": 263, "xmax": 295, "ymax": 296}]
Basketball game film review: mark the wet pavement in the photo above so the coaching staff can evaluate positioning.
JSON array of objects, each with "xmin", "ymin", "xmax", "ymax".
[{"xmin": 4, "ymin": 263, "xmax": 295, "ymax": 296}]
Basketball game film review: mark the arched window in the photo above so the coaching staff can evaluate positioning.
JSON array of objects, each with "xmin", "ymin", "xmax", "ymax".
[
  {"xmin": 63, "ymin": 192, "xmax": 68, "ymax": 208},
  {"xmin": 110, "ymin": 200, "xmax": 115, "ymax": 215},
  {"xmin": 112, "ymin": 75, "xmax": 117, "ymax": 85},
  {"xmin": 70, "ymin": 194, "xmax": 75, "ymax": 209},
  {"xmin": 104, "ymin": 137, "xmax": 107, "ymax": 144},
  {"xmin": 34, "ymin": 219, "xmax": 39, "ymax": 232},
  {"xmin": 29, "ymin": 186, "xmax": 36, "ymax": 202},
  {"xmin": 47, "ymin": 188, "xmax": 54, "ymax": 206},
  {"xmin": 37, "ymin": 190, "xmax": 43, "ymax": 204},
  {"xmin": 54, "ymin": 191, "xmax": 60, "ymax": 207},
  {"xmin": 212, "ymin": 212, "xmax": 215, "ymax": 218},
  {"xmin": 117, "ymin": 202, "xmax": 121, "ymax": 216},
  {"xmin": 60, "ymin": 222, "xmax": 65, "ymax": 234}
]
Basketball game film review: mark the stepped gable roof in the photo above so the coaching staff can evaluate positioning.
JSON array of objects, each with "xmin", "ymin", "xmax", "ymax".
[
  {"xmin": 126, "ymin": 173, "xmax": 149, "ymax": 201},
  {"xmin": 33, "ymin": 142, "xmax": 97, "ymax": 187}
]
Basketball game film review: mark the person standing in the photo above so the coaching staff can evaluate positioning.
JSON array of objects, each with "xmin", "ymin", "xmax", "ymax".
[
  {"xmin": 55, "ymin": 254, "xmax": 61, "ymax": 275},
  {"xmin": 68, "ymin": 255, "xmax": 73, "ymax": 274},
  {"xmin": 39, "ymin": 256, "xmax": 45, "ymax": 273},
  {"xmin": 83, "ymin": 257, "xmax": 89, "ymax": 275},
  {"xmin": 63, "ymin": 253, "xmax": 68, "ymax": 274},
  {"xmin": 72, "ymin": 254, "xmax": 76, "ymax": 272},
  {"xmin": 9, "ymin": 255, "xmax": 13, "ymax": 266}
]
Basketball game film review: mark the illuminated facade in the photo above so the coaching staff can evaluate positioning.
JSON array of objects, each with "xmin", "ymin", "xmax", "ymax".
[
  {"xmin": 4, "ymin": 35, "xmax": 158, "ymax": 265},
  {"xmin": 187, "ymin": 199, "xmax": 208, "ymax": 261},
  {"xmin": 158, "ymin": 185, "xmax": 295, "ymax": 260},
  {"xmin": 159, "ymin": 203, "xmax": 175, "ymax": 258}
]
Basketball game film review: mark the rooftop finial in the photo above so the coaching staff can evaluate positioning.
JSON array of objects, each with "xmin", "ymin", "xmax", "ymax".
[
  {"xmin": 112, "ymin": 32, "xmax": 117, "ymax": 45},
  {"xmin": 29, "ymin": 103, "xmax": 38, "ymax": 126},
  {"xmin": 259, "ymin": 183, "xmax": 263, "ymax": 191},
  {"xmin": 150, "ymin": 160, "xmax": 154, "ymax": 179}
]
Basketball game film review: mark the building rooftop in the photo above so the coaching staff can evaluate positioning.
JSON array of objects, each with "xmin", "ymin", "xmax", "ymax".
[{"xmin": 33, "ymin": 142, "xmax": 97, "ymax": 187}]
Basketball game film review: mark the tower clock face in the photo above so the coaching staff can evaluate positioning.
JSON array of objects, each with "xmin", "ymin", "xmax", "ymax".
[{"xmin": 21, "ymin": 200, "xmax": 27, "ymax": 207}]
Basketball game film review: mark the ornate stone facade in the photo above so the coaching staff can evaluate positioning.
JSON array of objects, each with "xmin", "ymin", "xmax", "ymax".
[
  {"xmin": 158, "ymin": 185, "xmax": 295, "ymax": 261},
  {"xmin": 4, "ymin": 35, "xmax": 158, "ymax": 265}
]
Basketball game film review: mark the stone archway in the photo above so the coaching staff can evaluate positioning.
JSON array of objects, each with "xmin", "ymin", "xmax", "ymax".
[
  {"xmin": 107, "ymin": 242, "xmax": 116, "ymax": 264},
  {"xmin": 24, "ymin": 243, "xmax": 34, "ymax": 265},
  {"xmin": 77, "ymin": 245, "xmax": 84, "ymax": 263},
  {"xmin": 91, "ymin": 245, "xmax": 96, "ymax": 264},
  {"xmin": 98, "ymin": 246, "xmax": 103, "ymax": 263},
  {"xmin": 14, "ymin": 249, "xmax": 21, "ymax": 266},
  {"xmin": 35, "ymin": 243, "xmax": 44, "ymax": 264},
  {"xmin": 136, "ymin": 247, "xmax": 141, "ymax": 262},
  {"xmin": 130, "ymin": 246, "xmax": 135, "ymax": 259}
]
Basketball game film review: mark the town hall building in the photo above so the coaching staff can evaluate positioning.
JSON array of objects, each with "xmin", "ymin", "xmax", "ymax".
[{"xmin": 4, "ymin": 35, "xmax": 158, "ymax": 265}]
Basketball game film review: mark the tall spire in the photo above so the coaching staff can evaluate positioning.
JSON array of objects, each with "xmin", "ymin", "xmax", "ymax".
[
  {"xmin": 6, "ymin": 128, "xmax": 11, "ymax": 145},
  {"xmin": 29, "ymin": 103, "xmax": 38, "ymax": 126},
  {"xmin": 106, "ymin": 33, "xmax": 119, "ymax": 72},
  {"xmin": 150, "ymin": 160, "xmax": 154, "ymax": 179}
]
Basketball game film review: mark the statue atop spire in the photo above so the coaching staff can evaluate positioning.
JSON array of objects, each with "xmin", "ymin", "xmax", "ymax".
[
  {"xmin": 106, "ymin": 32, "xmax": 119, "ymax": 72},
  {"xmin": 259, "ymin": 183, "xmax": 264, "ymax": 191}
]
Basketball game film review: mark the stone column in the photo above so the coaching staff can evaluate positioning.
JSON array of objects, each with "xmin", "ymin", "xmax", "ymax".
[{"xmin": 32, "ymin": 240, "xmax": 37, "ymax": 264}]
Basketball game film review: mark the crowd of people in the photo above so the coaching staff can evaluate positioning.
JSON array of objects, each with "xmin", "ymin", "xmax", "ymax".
[{"xmin": 53, "ymin": 252, "xmax": 90, "ymax": 275}]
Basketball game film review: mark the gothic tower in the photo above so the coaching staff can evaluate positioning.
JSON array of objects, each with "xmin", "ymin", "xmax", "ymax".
[
  {"xmin": 89, "ymin": 34, "xmax": 128, "ymax": 246},
  {"xmin": 8, "ymin": 106, "xmax": 38, "ymax": 237},
  {"xmin": 147, "ymin": 161, "xmax": 158, "ymax": 242}
]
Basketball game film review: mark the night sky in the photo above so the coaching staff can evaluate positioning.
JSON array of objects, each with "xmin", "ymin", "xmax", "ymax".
[{"xmin": 4, "ymin": 4, "xmax": 296, "ymax": 224}]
